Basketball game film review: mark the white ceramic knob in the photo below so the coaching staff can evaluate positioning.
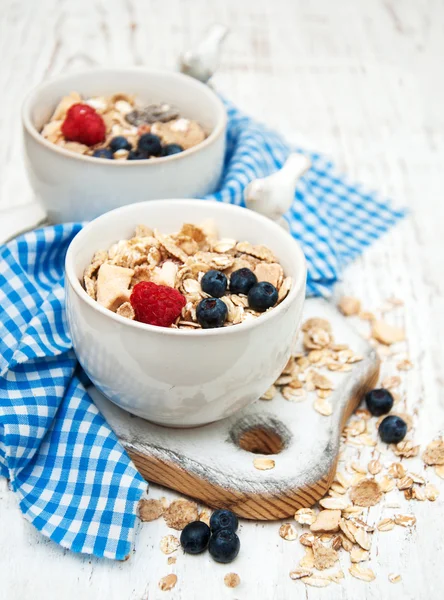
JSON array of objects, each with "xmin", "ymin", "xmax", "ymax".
[
  {"xmin": 179, "ymin": 24, "xmax": 229, "ymax": 83},
  {"xmin": 244, "ymin": 153, "xmax": 311, "ymax": 228}
]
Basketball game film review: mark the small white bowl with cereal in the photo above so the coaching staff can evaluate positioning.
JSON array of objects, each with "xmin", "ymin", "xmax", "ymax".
[
  {"xmin": 65, "ymin": 199, "xmax": 306, "ymax": 427},
  {"xmin": 22, "ymin": 68, "xmax": 226, "ymax": 223}
]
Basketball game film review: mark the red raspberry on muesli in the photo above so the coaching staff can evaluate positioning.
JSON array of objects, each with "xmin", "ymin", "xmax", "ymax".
[
  {"xmin": 130, "ymin": 281, "xmax": 186, "ymax": 328},
  {"xmin": 61, "ymin": 103, "xmax": 106, "ymax": 146}
]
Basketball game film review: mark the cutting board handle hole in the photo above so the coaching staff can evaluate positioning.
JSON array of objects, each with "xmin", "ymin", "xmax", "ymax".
[{"xmin": 230, "ymin": 415, "xmax": 291, "ymax": 455}]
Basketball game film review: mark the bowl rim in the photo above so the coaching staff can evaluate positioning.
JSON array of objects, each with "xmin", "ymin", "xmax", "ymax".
[
  {"xmin": 21, "ymin": 67, "xmax": 227, "ymax": 166},
  {"xmin": 65, "ymin": 199, "xmax": 307, "ymax": 338}
]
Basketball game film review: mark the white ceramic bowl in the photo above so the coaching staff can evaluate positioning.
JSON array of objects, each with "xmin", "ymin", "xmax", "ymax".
[
  {"xmin": 65, "ymin": 200, "xmax": 306, "ymax": 427},
  {"xmin": 22, "ymin": 68, "xmax": 226, "ymax": 224}
]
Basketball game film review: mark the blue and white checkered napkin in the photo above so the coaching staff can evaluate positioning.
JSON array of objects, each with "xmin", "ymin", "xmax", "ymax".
[{"xmin": 0, "ymin": 102, "xmax": 405, "ymax": 560}]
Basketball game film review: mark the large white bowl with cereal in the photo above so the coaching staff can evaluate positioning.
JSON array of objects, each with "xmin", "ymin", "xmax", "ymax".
[
  {"xmin": 65, "ymin": 199, "xmax": 306, "ymax": 427},
  {"xmin": 22, "ymin": 68, "xmax": 226, "ymax": 223}
]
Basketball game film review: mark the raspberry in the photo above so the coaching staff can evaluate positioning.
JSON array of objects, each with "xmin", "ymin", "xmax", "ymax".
[
  {"xmin": 130, "ymin": 281, "xmax": 186, "ymax": 328},
  {"xmin": 61, "ymin": 103, "xmax": 106, "ymax": 146}
]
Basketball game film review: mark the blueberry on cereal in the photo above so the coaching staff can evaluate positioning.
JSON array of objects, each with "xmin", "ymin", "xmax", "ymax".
[
  {"xmin": 109, "ymin": 136, "xmax": 132, "ymax": 152},
  {"xmin": 196, "ymin": 298, "xmax": 227, "ymax": 329},
  {"xmin": 201, "ymin": 270, "xmax": 227, "ymax": 298},
  {"xmin": 248, "ymin": 282, "xmax": 278, "ymax": 312},
  {"xmin": 127, "ymin": 150, "xmax": 147, "ymax": 160},
  {"xmin": 92, "ymin": 148, "xmax": 114, "ymax": 159},
  {"xmin": 161, "ymin": 143, "xmax": 184, "ymax": 156},
  {"xmin": 229, "ymin": 268, "xmax": 257, "ymax": 295},
  {"xmin": 138, "ymin": 133, "xmax": 162, "ymax": 157}
]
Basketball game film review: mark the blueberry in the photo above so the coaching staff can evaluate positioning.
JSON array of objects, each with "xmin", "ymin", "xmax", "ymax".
[
  {"xmin": 365, "ymin": 388, "xmax": 394, "ymax": 416},
  {"xmin": 92, "ymin": 148, "xmax": 114, "ymax": 159},
  {"xmin": 248, "ymin": 281, "xmax": 278, "ymax": 312},
  {"xmin": 196, "ymin": 298, "xmax": 227, "ymax": 329},
  {"xmin": 201, "ymin": 270, "xmax": 227, "ymax": 298},
  {"xmin": 378, "ymin": 415, "xmax": 407, "ymax": 444},
  {"xmin": 208, "ymin": 529, "xmax": 240, "ymax": 563},
  {"xmin": 127, "ymin": 150, "xmax": 148, "ymax": 160},
  {"xmin": 137, "ymin": 133, "xmax": 162, "ymax": 156},
  {"xmin": 180, "ymin": 521, "xmax": 211, "ymax": 555},
  {"xmin": 161, "ymin": 143, "xmax": 184, "ymax": 156},
  {"xmin": 229, "ymin": 268, "xmax": 257, "ymax": 295},
  {"xmin": 210, "ymin": 509, "xmax": 238, "ymax": 534},
  {"xmin": 109, "ymin": 136, "xmax": 132, "ymax": 152}
]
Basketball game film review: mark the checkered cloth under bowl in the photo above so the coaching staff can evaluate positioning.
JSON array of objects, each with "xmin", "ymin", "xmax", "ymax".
[{"xmin": 0, "ymin": 102, "xmax": 405, "ymax": 560}]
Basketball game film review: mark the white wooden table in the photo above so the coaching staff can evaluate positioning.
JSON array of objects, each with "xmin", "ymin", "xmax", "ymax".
[{"xmin": 1, "ymin": 1, "xmax": 444, "ymax": 598}]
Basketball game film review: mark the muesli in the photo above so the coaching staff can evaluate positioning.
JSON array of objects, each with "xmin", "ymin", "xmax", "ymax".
[
  {"xmin": 83, "ymin": 220, "xmax": 292, "ymax": 329},
  {"xmin": 40, "ymin": 92, "xmax": 206, "ymax": 160}
]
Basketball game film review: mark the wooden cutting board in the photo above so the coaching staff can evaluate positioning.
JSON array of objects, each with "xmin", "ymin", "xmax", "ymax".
[{"xmin": 90, "ymin": 298, "xmax": 379, "ymax": 520}]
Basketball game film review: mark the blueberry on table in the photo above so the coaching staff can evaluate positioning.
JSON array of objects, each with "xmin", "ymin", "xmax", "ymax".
[
  {"xmin": 109, "ymin": 136, "xmax": 132, "ymax": 152},
  {"xmin": 248, "ymin": 281, "xmax": 278, "ymax": 312},
  {"xmin": 210, "ymin": 509, "xmax": 238, "ymax": 534},
  {"xmin": 137, "ymin": 133, "xmax": 162, "ymax": 156},
  {"xmin": 92, "ymin": 148, "xmax": 114, "ymax": 159},
  {"xmin": 378, "ymin": 415, "xmax": 407, "ymax": 444},
  {"xmin": 201, "ymin": 270, "xmax": 228, "ymax": 298},
  {"xmin": 196, "ymin": 298, "xmax": 227, "ymax": 329},
  {"xmin": 127, "ymin": 150, "xmax": 148, "ymax": 160},
  {"xmin": 209, "ymin": 529, "xmax": 240, "ymax": 563},
  {"xmin": 180, "ymin": 521, "xmax": 211, "ymax": 555},
  {"xmin": 365, "ymin": 388, "xmax": 394, "ymax": 416},
  {"xmin": 162, "ymin": 143, "xmax": 184, "ymax": 156},
  {"xmin": 229, "ymin": 268, "xmax": 257, "ymax": 295}
]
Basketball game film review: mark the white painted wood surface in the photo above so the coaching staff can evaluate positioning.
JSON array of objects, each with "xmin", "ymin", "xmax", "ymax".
[{"xmin": 1, "ymin": 0, "xmax": 443, "ymax": 599}]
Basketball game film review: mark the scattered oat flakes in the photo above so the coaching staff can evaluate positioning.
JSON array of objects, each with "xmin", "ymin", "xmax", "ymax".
[
  {"xmin": 425, "ymin": 483, "xmax": 439, "ymax": 501},
  {"xmin": 388, "ymin": 573, "xmax": 402, "ymax": 584},
  {"xmin": 349, "ymin": 564, "xmax": 376, "ymax": 582},
  {"xmin": 312, "ymin": 540, "xmax": 339, "ymax": 570},
  {"xmin": 163, "ymin": 499, "xmax": 198, "ymax": 530},
  {"xmin": 224, "ymin": 573, "xmax": 240, "ymax": 588},
  {"xmin": 388, "ymin": 462, "xmax": 406, "ymax": 479},
  {"xmin": 372, "ymin": 320, "xmax": 405, "ymax": 345},
  {"xmin": 289, "ymin": 568, "xmax": 313, "ymax": 580},
  {"xmin": 299, "ymin": 546, "xmax": 315, "ymax": 568},
  {"xmin": 279, "ymin": 523, "xmax": 298, "ymax": 541},
  {"xmin": 294, "ymin": 508, "xmax": 316, "ymax": 525},
  {"xmin": 300, "ymin": 575, "xmax": 331, "ymax": 588},
  {"xmin": 139, "ymin": 498, "xmax": 165, "ymax": 522},
  {"xmin": 397, "ymin": 359, "xmax": 413, "ymax": 371},
  {"xmin": 313, "ymin": 397, "xmax": 333, "ymax": 416},
  {"xmin": 397, "ymin": 476, "xmax": 414, "ymax": 491},
  {"xmin": 394, "ymin": 514, "xmax": 416, "ymax": 527},
  {"xmin": 310, "ymin": 510, "xmax": 341, "ymax": 533},
  {"xmin": 158, "ymin": 574, "xmax": 178, "ymax": 591},
  {"xmin": 382, "ymin": 375, "xmax": 401, "ymax": 389},
  {"xmin": 377, "ymin": 518, "xmax": 395, "ymax": 531},
  {"xmin": 339, "ymin": 519, "xmax": 356, "ymax": 544},
  {"xmin": 350, "ymin": 546, "xmax": 370, "ymax": 563},
  {"xmin": 160, "ymin": 535, "xmax": 180, "ymax": 554},
  {"xmin": 312, "ymin": 371, "xmax": 334, "ymax": 390},
  {"xmin": 299, "ymin": 532, "xmax": 315, "ymax": 547},
  {"xmin": 354, "ymin": 527, "xmax": 372, "ymax": 551},
  {"xmin": 260, "ymin": 386, "xmax": 276, "ymax": 400},
  {"xmin": 423, "ymin": 439, "xmax": 444, "ymax": 465},
  {"xmin": 393, "ymin": 440, "xmax": 419, "ymax": 458},
  {"xmin": 253, "ymin": 457, "xmax": 275, "ymax": 470},
  {"xmin": 198, "ymin": 508, "xmax": 211, "ymax": 527},
  {"xmin": 350, "ymin": 478, "xmax": 382, "ymax": 507},
  {"xmin": 319, "ymin": 497, "xmax": 350, "ymax": 510},
  {"xmin": 338, "ymin": 296, "xmax": 361, "ymax": 316},
  {"xmin": 436, "ymin": 465, "xmax": 444, "ymax": 479},
  {"xmin": 368, "ymin": 459, "xmax": 382, "ymax": 475},
  {"xmin": 379, "ymin": 476, "xmax": 395, "ymax": 493},
  {"xmin": 167, "ymin": 556, "xmax": 176, "ymax": 565}
]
